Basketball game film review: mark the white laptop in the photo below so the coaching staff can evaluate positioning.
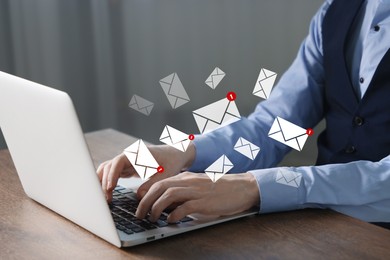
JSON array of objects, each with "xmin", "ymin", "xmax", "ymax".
[{"xmin": 0, "ymin": 71, "xmax": 258, "ymax": 247}]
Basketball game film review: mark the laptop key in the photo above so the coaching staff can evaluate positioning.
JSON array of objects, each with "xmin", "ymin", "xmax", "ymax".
[
  {"xmin": 155, "ymin": 220, "xmax": 168, "ymax": 227},
  {"xmin": 116, "ymin": 225, "xmax": 126, "ymax": 231},
  {"xmin": 158, "ymin": 214, "xmax": 168, "ymax": 221},
  {"xmin": 138, "ymin": 221, "xmax": 157, "ymax": 230},
  {"xmin": 119, "ymin": 189, "xmax": 134, "ymax": 194},
  {"xmin": 119, "ymin": 220, "xmax": 129, "ymax": 225},
  {"xmin": 124, "ymin": 229, "xmax": 134, "ymax": 235},
  {"xmin": 180, "ymin": 216, "xmax": 194, "ymax": 222},
  {"xmin": 133, "ymin": 219, "xmax": 144, "ymax": 225},
  {"xmin": 113, "ymin": 216, "xmax": 122, "ymax": 222},
  {"xmin": 131, "ymin": 227, "xmax": 145, "ymax": 233},
  {"xmin": 124, "ymin": 223, "xmax": 139, "ymax": 229}
]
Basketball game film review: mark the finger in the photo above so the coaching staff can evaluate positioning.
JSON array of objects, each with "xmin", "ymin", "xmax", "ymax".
[
  {"xmin": 106, "ymin": 154, "xmax": 131, "ymax": 192},
  {"xmin": 120, "ymin": 167, "xmax": 135, "ymax": 178},
  {"xmin": 101, "ymin": 162, "xmax": 112, "ymax": 201},
  {"xmin": 136, "ymin": 176, "xmax": 191, "ymax": 219},
  {"xmin": 149, "ymin": 187, "xmax": 196, "ymax": 222},
  {"xmin": 136, "ymin": 181, "xmax": 168, "ymax": 219},
  {"xmin": 136, "ymin": 171, "xmax": 169, "ymax": 199},
  {"xmin": 167, "ymin": 200, "xmax": 200, "ymax": 223},
  {"xmin": 96, "ymin": 160, "xmax": 110, "ymax": 182}
]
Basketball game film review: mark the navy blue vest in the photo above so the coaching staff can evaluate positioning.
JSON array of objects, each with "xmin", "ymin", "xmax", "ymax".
[{"xmin": 317, "ymin": 0, "xmax": 390, "ymax": 165}]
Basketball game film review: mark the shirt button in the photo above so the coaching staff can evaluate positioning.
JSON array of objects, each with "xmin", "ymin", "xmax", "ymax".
[
  {"xmin": 359, "ymin": 77, "xmax": 364, "ymax": 83},
  {"xmin": 345, "ymin": 146, "xmax": 356, "ymax": 154},
  {"xmin": 354, "ymin": 116, "xmax": 364, "ymax": 126},
  {"xmin": 374, "ymin": 25, "xmax": 380, "ymax": 31}
]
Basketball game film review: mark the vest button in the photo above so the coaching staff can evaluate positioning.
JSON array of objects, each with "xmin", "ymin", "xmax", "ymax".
[
  {"xmin": 345, "ymin": 146, "xmax": 356, "ymax": 154},
  {"xmin": 354, "ymin": 116, "xmax": 364, "ymax": 126},
  {"xmin": 374, "ymin": 25, "xmax": 380, "ymax": 31},
  {"xmin": 359, "ymin": 77, "xmax": 364, "ymax": 83}
]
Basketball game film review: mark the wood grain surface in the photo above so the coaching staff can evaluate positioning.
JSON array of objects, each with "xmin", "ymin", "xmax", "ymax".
[{"xmin": 1, "ymin": 129, "xmax": 389, "ymax": 260}]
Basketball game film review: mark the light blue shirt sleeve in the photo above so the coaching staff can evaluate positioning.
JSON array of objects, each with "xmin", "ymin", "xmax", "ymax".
[
  {"xmin": 189, "ymin": 0, "xmax": 390, "ymax": 223},
  {"xmin": 251, "ymin": 155, "xmax": 390, "ymax": 223},
  {"xmin": 189, "ymin": 1, "xmax": 330, "ymax": 172}
]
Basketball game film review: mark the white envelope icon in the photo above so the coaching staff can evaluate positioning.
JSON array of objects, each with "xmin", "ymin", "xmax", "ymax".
[
  {"xmin": 275, "ymin": 169, "xmax": 302, "ymax": 188},
  {"xmin": 253, "ymin": 68, "xmax": 277, "ymax": 99},
  {"xmin": 128, "ymin": 94, "xmax": 154, "ymax": 116},
  {"xmin": 159, "ymin": 125, "xmax": 191, "ymax": 152},
  {"xmin": 268, "ymin": 117, "xmax": 309, "ymax": 151},
  {"xmin": 205, "ymin": 67, "xmax": 226, "ymax": 89},
  {"xmin": 159, "ymin": 73, "xmax": 190, "ymax": 109},
  {"xmin": 193, "ymin": 97, "xmax": 241, "ymax": 134},
  {"xmin": 123, "ymin": 139, "xmax": 160, "ymax": 180},
  {"xmin": 205, "ymin": 155, "xmax": 234, "ymax": 183},
  {"xmin": 234, "ymin": 137, "xmax": 260, "ymax": 160}
]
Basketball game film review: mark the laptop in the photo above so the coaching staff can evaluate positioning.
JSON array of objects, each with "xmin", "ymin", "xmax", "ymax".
[{"xmin": 0, "ymin": 71, "xmax": 258, "ymax": 247}]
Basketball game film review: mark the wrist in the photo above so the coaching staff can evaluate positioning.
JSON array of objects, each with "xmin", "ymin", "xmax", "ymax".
[{"xmin": 182, "ymin": 142, "xmax": 196, "ymax": 170}]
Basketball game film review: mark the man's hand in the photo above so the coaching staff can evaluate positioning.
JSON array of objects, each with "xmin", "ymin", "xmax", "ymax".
[
  {"xmin": 97, "ymin": 143, "xmax": 196, "ymax": 202},
  {"xmin": 135, "ymin": 172, "xmax": 260, "ymax": 223}
]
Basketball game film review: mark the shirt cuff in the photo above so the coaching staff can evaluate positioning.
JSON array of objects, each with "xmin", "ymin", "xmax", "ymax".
[{"xmin": 248, "ymin": 167, "xmax": 306, "ymax": 213}]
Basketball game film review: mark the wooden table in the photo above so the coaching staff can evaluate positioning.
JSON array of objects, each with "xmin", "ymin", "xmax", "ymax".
[{"xmin": 1, "ymin": 129, "xmax": 390, "ymax": 259}]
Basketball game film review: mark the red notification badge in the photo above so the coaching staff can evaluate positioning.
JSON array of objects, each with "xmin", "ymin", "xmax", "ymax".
[
  {"xmin": 157, "ymin": 166, "xmax": 164, "ymax": 173},
  {"xmin": 188, "ymin": 134, "xmax": 195, "ymax": 140},
  {"xmin": 306, "ymin": 128, "xmax": 314, "ymax": 136},
  {"xmin": 226, "ymin": 91, "xmax": 237, "ymax": 101}
]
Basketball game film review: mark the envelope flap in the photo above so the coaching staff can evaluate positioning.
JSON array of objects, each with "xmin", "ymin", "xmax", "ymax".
[
  {"xmin": 226, "ymin": 101, "xmax": 240, "ymax": 117},
  {"xmin": 205, "ymin": 155, "xmax": 224, "ymax": 173},
  {"xmin": 166, "ymin": 125, "xmax": 189, "ymax": 144},
  {"xmin": 124, "ymin": 139, "xmax": 140, "ymax": 154},
  {"xmin": 160, "ymin": 126, "xmax": 170, "ymax": 140},
  {"xmin": 213, "ymin": 67, "xmax": 225, "ymax": 76},
  {"xmin": 234, "ymin": 137, "xmax": 244, "ymax": 148},
  {"xmin": 205, "ymin": 155, "xmax": 233, "ymax": 173},
  {"xmin": 193, "ymin": 98, "xmax": 230, "ymax": 123},
  {"xmin": 169, "ymin": 74, "xmax": 189, "ymax": 99},
  {"xmin": 134, "ymin": 95, "xmax": 154, "ymax": 109},
  {"xmin": 279, "ymin": 170, "xmax": 298, "ymax": 182},
  {"xmin": 235, "ymin": 137, "xmax": 251, "ymax": 148},
  {"xmin": 261, "ymin": 68, "xmax": 276, "ymax": 78},
  {"xmin": 160, "ymin": 73, "xmax": 175, "ymax": 85},
  {"xmin": 241, "ymin": 137, "xmax": 251, "ymax": 146},
  {"xmin": 134, "ymin": 140, "xmax": 159, "ymax": 168},
  {"xmin": 277, "ymin": 117, "xmax": 306, "ymax": 141},
  {"xmin": 276, "ymin": 169, "xmax": 302, "ymax": 187},
  {"xmin": 242, "ymin": 138, "xmax": 259, "ymax": 151}
]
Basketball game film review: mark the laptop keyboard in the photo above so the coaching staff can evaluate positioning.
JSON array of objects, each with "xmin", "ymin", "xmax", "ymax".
[{"xmin": 110, "ymin": 186, "xmax": 193, "ymax": 235}]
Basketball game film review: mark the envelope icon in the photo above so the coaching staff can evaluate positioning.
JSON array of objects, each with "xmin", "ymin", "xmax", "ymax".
[
  {"xmin": 128, "ymin": 94, "xmax": 154, "ymax": 116},
  {"xmin": 193, "ymin": 97, "xmax": 241, "ymax": 134},
  {"xmin": 205, "ymin": 67, "xmax": 226, "ymax": 89},
  {"xmin": 275, "ymin": 169, "xmax": 302, "ymax": 188},
  {"xmin": 205, "ymin": 155, "xmax": 234, "ymax": 183},
  {"xmin": 234, "ymin": 137, "xmax": 260, "ymax": 160},
  {"xmin": 253, "ymin": 68, "xmax": 277, "ymax": 99},
  {"xmin": 268, "ymin": 117, "xmax": 309, "ymax": 151},
  {"xmin": 124, "ymin": 139, "xmax": 160, "ymax": 180},
  {"xmin": 159, "ymin": 73, "xmax": 190, "ymax": 109},
  {"xmin": 159, "ymin": 125, "xmax": 191, "ymax": 152}
]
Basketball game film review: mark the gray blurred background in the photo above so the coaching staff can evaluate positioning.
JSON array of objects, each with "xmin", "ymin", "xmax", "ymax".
[{"xmin": 0, "ymin": 0, "xmax": 324, "ymax": 166}]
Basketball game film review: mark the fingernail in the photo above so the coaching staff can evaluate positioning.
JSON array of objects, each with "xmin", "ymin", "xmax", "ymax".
[{"xmin": 135, "ymin": 209, "xmax": 141, "ymax": 218}]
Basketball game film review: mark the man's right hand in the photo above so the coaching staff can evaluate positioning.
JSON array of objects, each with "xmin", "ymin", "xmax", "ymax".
[{"xmin": 96, "ymin": 143, "xmax": 196, "ymax": 202}]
